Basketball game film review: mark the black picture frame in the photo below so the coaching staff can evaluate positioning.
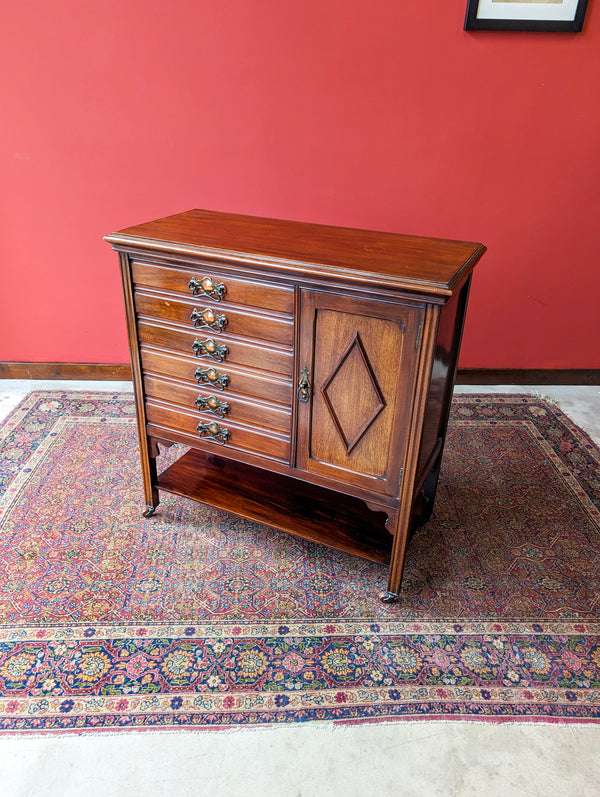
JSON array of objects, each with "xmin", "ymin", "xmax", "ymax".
[{"xmin": 464, "ymin": 0, "xmax": 589, "ymax": 31}]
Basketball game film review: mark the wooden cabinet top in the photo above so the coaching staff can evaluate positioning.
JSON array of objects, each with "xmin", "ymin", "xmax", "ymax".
[{"xmin": 105, "ymin": 209, "xmax": 485, "ymax": 298}]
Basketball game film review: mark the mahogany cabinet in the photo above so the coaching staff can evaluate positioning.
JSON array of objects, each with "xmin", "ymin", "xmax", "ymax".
[{"xmin": 105, "ymin": 209, "xmax": 485, "ymax": 601}]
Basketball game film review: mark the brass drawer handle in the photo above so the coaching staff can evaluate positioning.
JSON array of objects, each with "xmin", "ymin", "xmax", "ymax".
[
  {"xmin": 194, "ymin": 366, "xmax": 230, "ymax": 391},
  {"xmin": 188, "ymin": 276, "xmax": 226, "ymax": 301},
  {"xmin": 192, "ymin": 338, "xmax": 228, "ymax": 362},
  {"xmin": 195, "ymin": 394, "xmax": 230, "ymax": 418},
  {"xmin": 190, "ymin": 308, "xmax": 228, "ymax": 332},
  {"xmin": 197, "ymin": 420, "xmax": 230, "ymax": 444},
  {"xmin": 297, "ymin": 366, "xmax": 311, "ymax": 402}
]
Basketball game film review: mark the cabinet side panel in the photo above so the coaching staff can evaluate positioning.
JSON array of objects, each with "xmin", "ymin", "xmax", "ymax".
[{"xmin": 416, "ymin": 276, "xmax": 471, "ymax": 482}]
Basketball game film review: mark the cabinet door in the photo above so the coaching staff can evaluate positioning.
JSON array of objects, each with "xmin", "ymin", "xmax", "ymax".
[{"xmin": 296, "ymin": 291, "xmax": 423, "ymax": 496}]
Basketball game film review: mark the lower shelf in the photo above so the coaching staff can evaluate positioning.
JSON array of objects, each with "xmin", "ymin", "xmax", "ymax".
[{"xmin": 157, "ymin": 449, "xmax": 393, "ymax": 563}]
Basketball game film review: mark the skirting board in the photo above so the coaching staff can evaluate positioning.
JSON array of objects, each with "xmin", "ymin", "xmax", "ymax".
[
  {"xmin": 0, "ymin": 363, "xmax": 132, "ymax": 380},
  {"xmin": 1, "ymin": 363, "xmax": 599, "ymax": 385},
  {"xmin": 457, "ymin": 369, "xmax": 600, "ymax": 385}
]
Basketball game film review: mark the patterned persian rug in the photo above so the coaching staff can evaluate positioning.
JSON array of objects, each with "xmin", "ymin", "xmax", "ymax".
[{"xmin": 0, "ymin": 391, "xmax": 599, "ymax": 733}]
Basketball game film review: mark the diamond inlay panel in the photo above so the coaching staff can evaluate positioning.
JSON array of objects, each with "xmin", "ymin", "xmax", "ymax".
[{"xmin": 321, "ymin": 332, "xmax": 386, "ymax": 453}]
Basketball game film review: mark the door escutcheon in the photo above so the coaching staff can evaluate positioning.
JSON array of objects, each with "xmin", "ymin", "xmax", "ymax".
[{"xmin": 297, "ymin": 366, "xmax": 311, "ymax": 402}]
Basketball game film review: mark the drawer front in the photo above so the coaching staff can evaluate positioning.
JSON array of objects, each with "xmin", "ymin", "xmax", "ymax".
[
  {"xmin": 133, "ymin": 257, "xmax": 294, "ymax": 467},
  {"xmin": 140, "ymin": 348, "xmax": 293, "ymax": 406},
  {"xmin": 134, "ymin": 290, "xmax": 294, "ymax": 347},
  {"xmin": 145, "ymin": 400, "xmax": 290, "ymax": 463},
  {"xmin": 143, "ymin": 374, "xmax": 291, "ymax": 436},
  {"xmin": 137, "ymin": 321, "xmax": 293, "ymax": 377},
  {"xmin": 131, "ymin": 260, "xmax": 294, "ymax": 314}
]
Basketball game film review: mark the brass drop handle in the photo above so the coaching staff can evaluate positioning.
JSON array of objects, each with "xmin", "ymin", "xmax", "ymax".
[
  {"xmin": 190, "ymin": 308, "xmax": 228, "ymax": 332},
  {"xmin": 188, "ymin": 275, "xmax": 226, "ymax": 301},
  {"xmin": 195, "ymin": 394, "xmax": 230, "ymax": 418},
  {"xmin": 297, "ymin": 366, "xmax": 311, "ymax": 403},
  {"xmin": 195, "ymin": 366, "xmax": 230, "ymax": 391},
  {"xmin": 197, "ymin": 420, "xmax": 230, "ymax": 444},
  {"xmin": 192, "ymin": 338, "xmax": 228, "ymax": 362}
]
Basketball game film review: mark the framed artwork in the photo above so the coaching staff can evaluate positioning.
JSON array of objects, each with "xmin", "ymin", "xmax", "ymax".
[{"xmin": 464, "ymin": 0, "xmax": 590, "ymax": 31}]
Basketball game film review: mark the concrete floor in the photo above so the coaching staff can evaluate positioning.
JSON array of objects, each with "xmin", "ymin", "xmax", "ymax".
[{"xmin": 0, "ymin": 381, "xmax": 599, "ymax": 797}]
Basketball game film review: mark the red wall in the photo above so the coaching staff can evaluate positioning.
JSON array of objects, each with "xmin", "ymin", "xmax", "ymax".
[{"xmin": 2, "ymin": 1, "xmax": 599, "ymax": 368}]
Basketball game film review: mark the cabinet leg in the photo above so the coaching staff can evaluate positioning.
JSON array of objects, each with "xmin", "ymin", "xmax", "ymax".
[
  {"xmin": 381, "ymin": 511, "xmax": 411, "ymax": 602},
  {"xmin": 380, "ymin": 304, "xmax": 440, "ymax": 602},
  {"xmin": 141, "ymin": 438, "xmax": 160, "ymax": 518}
]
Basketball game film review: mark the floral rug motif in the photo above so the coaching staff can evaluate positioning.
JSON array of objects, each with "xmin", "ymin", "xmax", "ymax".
[{"xmin": 0, "ymin": 391, "xmax": 599, "ymax": 732}]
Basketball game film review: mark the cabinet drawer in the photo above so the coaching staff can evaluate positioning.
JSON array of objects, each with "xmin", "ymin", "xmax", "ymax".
[
  {"xmin": 137, "ymin": 320, "xmax": 293, "ymax": 377},
  {"xmin": 143, "ymin": 374, "xmax": 292, "ymax": 436},
  {"xmin": 145, "ymin": 400, "xmax": 290, "ymax": 463},
  {"xmin": 140, "ymin": 348, "xmax": 293, "ymax": 406},
  {"xmin": 131, "ymin": 260, "xmax": 294, "ymax": 314},
  {"xmin": 134, "ymin": 290, "xmax": 294, "ymax": 347}
]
